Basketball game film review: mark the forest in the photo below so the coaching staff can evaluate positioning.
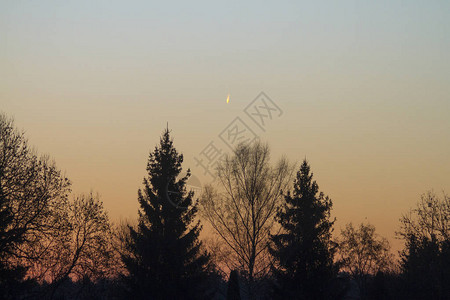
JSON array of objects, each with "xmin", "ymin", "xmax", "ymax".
[{"xmin": 1, "ymin": 112, "xmax": 449, "ymax": 300}]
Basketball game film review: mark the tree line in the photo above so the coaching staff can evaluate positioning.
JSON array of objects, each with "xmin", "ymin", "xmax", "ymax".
[{"xmin": 0, "ymin": 112, "xmax": 449, "ymax": 299}]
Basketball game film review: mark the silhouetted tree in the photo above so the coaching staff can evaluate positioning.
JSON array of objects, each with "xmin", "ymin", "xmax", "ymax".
[
  {"xmin": 122, "ymin": 128, "xmax": 211, "ymax": 300},
  {"xmin": 0, "ymin": 264, "xmax": 30, "ymax": 300},
  {"xmin": 7, "ymin": 192, "xmax": 115, "ymax": 299},
  {"xmin": 201, "ymin": 141, "xmax": 292, "ymax": 299},
  {"xmin": 269, "ymin": 159, "xmax": 336, "ymax": 300},
  {"xmin": 227, "ymin": 270, "xmax": 242, "ymax": 300},
  {"xmin": 369, "ymin": 271, "xmax": 390, "ymax": 300},
  {"xmin": 337, "ymin": 222, "xmax": 393, "ymax": 298},
  {"xmin": 110, "ymin": 219, "xmax": 135, "ymax": 278},
  {"xmin": 41, "ymin": 193, "xmax": 114, "ymax": 298},
  {"xmin": 398, "ymin": 190, "xmax": 450, "ymax": 300},
  {"xmin": 0, "ymin": 113, "xmax": 71, "ymax": 297}
]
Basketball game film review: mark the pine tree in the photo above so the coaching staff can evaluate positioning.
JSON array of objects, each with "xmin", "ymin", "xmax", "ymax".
[
  {"xmin": 269, "ymin": 159, "xmax": 337, "ymax": 300},
  {"xmin": 122, "ymin": 128, "xmax": 211, "ymax": 300}
]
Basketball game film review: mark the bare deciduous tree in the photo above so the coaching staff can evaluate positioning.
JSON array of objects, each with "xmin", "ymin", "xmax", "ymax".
[
  {"xmin": 0, "ymin": 113, "xmax": 71, "ymax": 275},
  {"xmin": 200, "ymin": 142, "xmax": 293, "ymax": 298},
  {"xmin": 0, "ymin": 113, "xmax": 123, "ymax": 299},
  {"xmin": 337, "ymin": 222, "xmax": 393, "ymax": 296},
  {"xmin": 28, "ymin": 193, "xmax": 115, "ymax": 298},
  {"xmin": 110, "ymin": 219, "xmax": 136, "ymax": 277},
  {"xmin": 399, "ymin": 190, "xmax": 449, "ymax": 242},
  {"xmin": 338, "ymin": 223, "xmax": 392, "ymax": 276},
  {"xmin": 62, "ymin": 193, "xmax": 114, "ymax": 282}
]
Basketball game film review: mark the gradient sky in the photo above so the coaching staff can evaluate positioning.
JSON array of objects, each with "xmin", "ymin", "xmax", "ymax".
[{"xmin": 1, "ymin": 1, "xmax": 449, "ymax": 253}]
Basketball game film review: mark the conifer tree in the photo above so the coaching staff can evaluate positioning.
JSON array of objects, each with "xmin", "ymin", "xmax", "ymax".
[
  {"xmin": 269, "ymin": 159, "xmax": 337, "ymax": 300},
  {"xmin": 399, "ymin": 191, "xmax": 450, "ymax": 299},
  {"xmin": 122, "ymin": 128, "xmax": 211, "ymax": 300}
]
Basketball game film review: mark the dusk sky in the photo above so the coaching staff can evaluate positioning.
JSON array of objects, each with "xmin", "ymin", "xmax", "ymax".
[{"xmin": 1, "ymin": 1, "xmax": 449, "ymax": 252}]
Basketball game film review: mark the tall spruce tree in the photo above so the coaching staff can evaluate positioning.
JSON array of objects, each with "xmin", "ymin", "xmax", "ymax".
[
  {"xmin": 269, "ymin": 159, "xmax": 337, "ymax": 300},
  {"xmin": 122, "ymin": 128, "xmax": 211, "ymax": 300}
]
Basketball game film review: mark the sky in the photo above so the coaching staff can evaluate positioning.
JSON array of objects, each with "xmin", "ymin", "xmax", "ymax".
[{"xmin": 1, "ymin": 0, "xmax": 449, "ymax": 253}]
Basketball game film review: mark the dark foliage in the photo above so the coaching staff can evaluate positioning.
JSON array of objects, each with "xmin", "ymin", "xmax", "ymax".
[
  {"xmin": 398, "ymin": 191, "xmax": 450, "ymax": 300},
  {"xmin": 0, "ymin": 264, "xmax": 33, "ymax": 300},
  {"xmin": 227, "ymin": 270, "xmax": 242, "ymax": 300},
  {"xmin": 122, "ymin": 128, "xmax": 212, "ymax": 300},
  {"xmin": 269, "ymin": 159, "xmax": 337, "ymax": 300},
  {"xmin": 400, "ymin": 235, "xmax": 450, "ymax": 300}
]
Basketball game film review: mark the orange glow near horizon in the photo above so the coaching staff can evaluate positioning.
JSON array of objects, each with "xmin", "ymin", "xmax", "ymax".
[{"xmin": 1, "ymin": 1, "xmax": 449, "ymax": 259}]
